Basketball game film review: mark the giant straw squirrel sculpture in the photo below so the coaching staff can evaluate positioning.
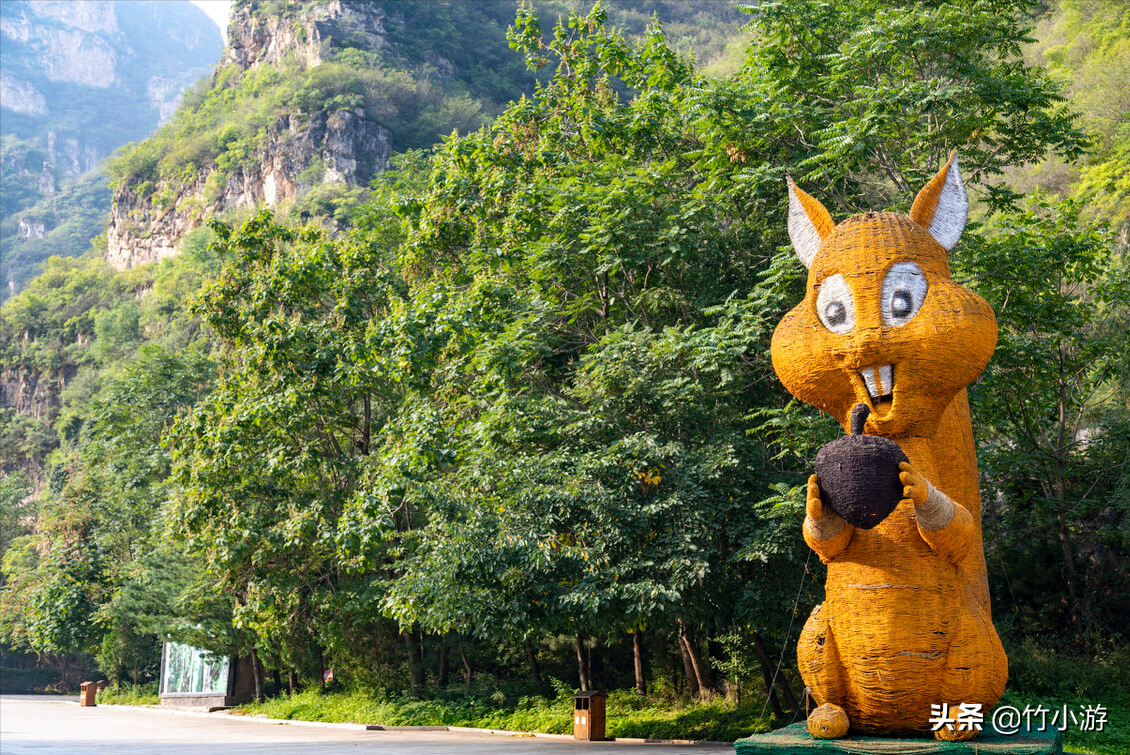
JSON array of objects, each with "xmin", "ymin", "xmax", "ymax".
[{"xmin": 771, "ymin": 153, "xmax": 1008, "ymax": 739}]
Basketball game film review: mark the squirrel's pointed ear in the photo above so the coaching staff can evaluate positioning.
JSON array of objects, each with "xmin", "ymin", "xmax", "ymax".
[
  {"xmin": 910, "ymin": 151, "xmax": 968, "ymax": 251},
  {"xmin": 787, "ymin": 177, "xmax": 834, "ymax": 269}
]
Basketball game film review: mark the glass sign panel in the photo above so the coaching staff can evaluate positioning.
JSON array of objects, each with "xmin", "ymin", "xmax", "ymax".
[{"xmin": 161, "ymin": 642, "xmax": 230, "ymax": 695}]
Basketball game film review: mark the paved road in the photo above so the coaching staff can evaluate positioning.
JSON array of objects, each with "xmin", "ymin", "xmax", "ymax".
[{"xmin": 0, "ymin": 695, "xmax": 736, "ymax": 755}]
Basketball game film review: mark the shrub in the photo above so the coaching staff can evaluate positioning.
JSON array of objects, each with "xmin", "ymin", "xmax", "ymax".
[{"xmin": 0, "ymin": 666, "xmax": 62, "ymax": 693}]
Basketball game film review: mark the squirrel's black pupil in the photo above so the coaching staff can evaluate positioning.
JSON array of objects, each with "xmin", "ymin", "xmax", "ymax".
[
  {"xmin": 892, "ymin": 290, "xmax": 913, "ymax": 318},
  {"xmin": 825, "ymin": 301, "xmax": 846, "ymax": 326}
]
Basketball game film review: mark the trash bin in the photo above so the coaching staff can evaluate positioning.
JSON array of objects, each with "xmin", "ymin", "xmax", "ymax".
[
  {"xmin": 573, "ymin": 690, "xmax": 606, "ymax": 741},
  {"xmin": 79, "ymin": 681, "xmax": 98, "ymax": 707}
]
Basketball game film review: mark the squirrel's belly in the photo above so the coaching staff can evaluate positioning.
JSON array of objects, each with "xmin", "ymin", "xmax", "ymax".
[
  {"xmin": 826, "ymin": 504, "xmax": 965, "ymax": 655},
  {"xmin": 818, "ymin": 504, "xmax": 977, "ymax": 732}
]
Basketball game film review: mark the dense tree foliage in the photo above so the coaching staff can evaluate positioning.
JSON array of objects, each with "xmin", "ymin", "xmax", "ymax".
[
  {"xmin": 1, "ymin": 0, "xmax": 1126, "ymax": 733},
  {"xmin": 957, "ymin": 198, "xmax": 1130, "ymax": 643},
  {"xmin": 1033, "ymin": 0, "xmax": 1130, "ymax": 224}
]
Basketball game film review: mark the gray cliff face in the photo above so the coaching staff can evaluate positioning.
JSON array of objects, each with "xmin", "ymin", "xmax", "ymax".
[
  {"xmin": 1, "ymin": 0, "xmax": 223, "ymax": 294},
  {"xmin": 18, "ymin": 218, "xmax": 46, "ymax": 239},
  {"xmin": 0, "ymin": 74, "xmax": 48, "ymax": 116},
  {"xmin": 46, "ymin": 130, "xmax": 102, "ymax": 177},
  {"xmin": 223, "ymin": 0, "xmax": 386, "ymax": 71},
  {"xmin": 0, "ymin": 364, "xmax": 77, "ymax": 420},
  {"xmin": 105, "ymin": 0, "xmax": 394, "ymax": 271},
  {"xmin": 23, "ymin": 1, "xmax": 119, "ymax": 35},
  {"xmin": 1, "ymin": 2, "xmax": 120, "ymax": 93},
  {"xmin": 105, "ymin": 108, "xmax": 392, "ymax": 270}
]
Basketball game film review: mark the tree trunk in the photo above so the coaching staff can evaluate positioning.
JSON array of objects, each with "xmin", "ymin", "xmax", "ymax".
[
  {"xmin": 249, "ymin": 649, "xmax": 265, "ymax": 703},
  {"xmin": 750, "ymin": 631, "xmax": 785, "ymax": 717},
  {"xmin": 403, "ymin": 628, "xmax": 425, "ymax": 698},
  {"xmin": 1055, "ymin": 353, "xmax": 1085, "ymax": 646},
  {"xmin": 754, "ymin": 632, "xmax": 800, "ymax": 718},
  {"xmin": 437, "ymin": 635, "xmax": 449, "ymax": 688},
  {"xmin": 288, "ymin": 670, "xmax": 297, "ymax": 695},
  {"xmin": 632, "ymin": 630, "xmax": 647, "ymax": 695},
  {"xmin": 1056, "ymin": 502, "xmax": 1085, "ymax": 645},
  {"xmin": 677, "ymin": 619, "xmax": 711, "ymax": 698},
  {"xmin": 574, "ymin": 633, "xmax": 590, "ymax": 691},
  {"xmin": 526, "ymin": 641, "xmax": 543, "ymax": 687},
  {"xmin": 315, "ymin": 645, "xmax": 326, "ymax": 692},
  {"xmin": 459, "ymin": 635, "xmax": 473, "ymax": 691},
  {"xmin": 677, "ymin": 626, "xmax": 701, "ymax": 699},
  {"xmin": 271, "ymin": 667, "xmax": 282, "ymax": 698}
]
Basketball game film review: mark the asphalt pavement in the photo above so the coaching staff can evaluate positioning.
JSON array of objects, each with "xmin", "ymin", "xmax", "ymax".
[{"xmin": 0, "ymin": 695, "xmax": 736, "ymax": 755}]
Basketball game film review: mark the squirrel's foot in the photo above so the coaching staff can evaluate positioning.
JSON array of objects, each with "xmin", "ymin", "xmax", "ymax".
[
  {"xmin": 933, "ymin": 709, "xmax": 980, "ymax": 742},
  {"xmin": 935, "ymin": 726, "xmax": 979, "ymax": 742},
  {"xmin": 807, "ymin": 703, "xmax": 849, "ymax": 739}
]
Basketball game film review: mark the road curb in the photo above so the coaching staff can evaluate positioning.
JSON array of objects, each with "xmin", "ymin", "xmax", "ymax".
[{"xmin": 445, "ymin": 725, "xmax": 573, "ymax": 739}]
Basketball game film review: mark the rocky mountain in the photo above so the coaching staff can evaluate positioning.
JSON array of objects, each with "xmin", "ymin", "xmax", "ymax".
[
  {"xmin": 105, "ymin": 0, "xmax": 398, "ymax": 270},
  {"xmin": 101, "ymin": 0, "xmax": 750, "ymax": 271},
  {"xmin": 0, "ymin": 0, "xmax": 223, "ymax": 296}
]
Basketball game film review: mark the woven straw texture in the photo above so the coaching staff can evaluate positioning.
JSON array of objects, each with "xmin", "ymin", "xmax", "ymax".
[{"xmin": 771, "ymin": 156, "xmax": 1007, "ymax": 736}]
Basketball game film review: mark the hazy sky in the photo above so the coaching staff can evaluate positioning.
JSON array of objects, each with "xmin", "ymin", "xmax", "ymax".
[{"xmin": 188, "ymin": 0, "xmax": 232, "ymax": 38}]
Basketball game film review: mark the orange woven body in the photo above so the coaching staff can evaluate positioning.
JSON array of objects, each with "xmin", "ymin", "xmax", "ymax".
[
  {"xmin": 773, "ymin": 155, "xmax": 1008, "ymax": 736},
  {"xmin": 796, "ymin": 401, "xmax": 1007, "ymax": 734}
]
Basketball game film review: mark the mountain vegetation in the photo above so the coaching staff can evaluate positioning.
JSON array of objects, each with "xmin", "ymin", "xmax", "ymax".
[
  {"xmin": 1028, "ymin": 0, "xmax": 1129, "ymax": 224},
  {"xmin": 0, "ymin": 0, "xmax": 222, "ymax": 295},
  {"xmin": 1, "ymin": 0, "xmax": 1127, "ymax": 749},
  {"xmin": 101, "ymin": 0, "xmax": 748, "ymax": 271}
]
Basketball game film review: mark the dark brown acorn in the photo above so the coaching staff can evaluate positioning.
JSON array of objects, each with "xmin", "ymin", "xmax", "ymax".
[{"xmin": 814, "ymin": 403, "xmax": 909, "ymax": 530}]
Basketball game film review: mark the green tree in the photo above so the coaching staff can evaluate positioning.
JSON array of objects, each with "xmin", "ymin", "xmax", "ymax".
[
  {"xmin": 729, "ymin": 0, "xmax": 1088, "ymax": 211},
  {"xmin": 0, "ymin": 472, "xmax": 33, "ymax": 558},
  {"xmin": 168, "ymin": 214, "xmax": 406, "ymax": 697},
  {"xmin": 364, "ymin": 3, "xmax": 811, "ymax": 698},
  {"xmin": 957, "ymin": 197, "xmax": 1130, "ymax": 646}
]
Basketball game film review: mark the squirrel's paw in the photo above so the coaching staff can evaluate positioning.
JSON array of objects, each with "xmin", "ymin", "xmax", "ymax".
[
  {"xmin": 898, "ymin": 461, "xmax": 929, "ymax": 506},
  {"xmin": 807, "ymin": 703, "xmax": 850, "ymax": 739},
  {"xmin": 806, "ymin": 474, "xmax": 825, "ymax": 519}
]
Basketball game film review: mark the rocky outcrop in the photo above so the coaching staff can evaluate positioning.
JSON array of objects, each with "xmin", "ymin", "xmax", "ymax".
[
  {"xmin": 1, "ymin": 2, "xmax": 119, "ymax": 89},
  {"xmin": 106, "ymin": 0, "xmax": 395, "ymax": 270},
  {"xmin": 0, "ymin": 74, "xmax": 47, "ymax": 116},
  {"xmin": 42, "ymin": 26, "xmax": 119, "ymax": 87},
  {"xmin": 18, "ymin": 218, "xmax": 46, "ymax": 239},
  {"xmin": 1, "ymin": 0, "xmax": 222, "ymax": 292},
  {"xmin": 46, "ymin": 130, "xmax": 102, "ymax": 177},
  {"xmin": 26, "ymin": 1, "xmax": 119, "ymax": 35},
  {"xmin": 147, "ymin": 73, "xmax": 205, "ymax": 125},
  {"xmin": 106, "ymin": 108, "xmax": 391, "ymax": 270},
  {"xmin": 1, "ymin": 364, "xmax": 77, "ymax": 420},
  {"xmin": 223, "ymin": 0, "xmax": 386, "ymax": 71},
  {"xmin": 38, "ymin": 162, "xmax": 55, "ymax": 195}
]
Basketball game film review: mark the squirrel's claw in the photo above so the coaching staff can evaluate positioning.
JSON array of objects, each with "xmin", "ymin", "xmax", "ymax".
[
  {"xmin": 807, "ymin": 473, "xmax": 825, "ymax": 519},
  {"xmin": 898, "ymin": 461, "xmax": 928, "ymax": 506}
]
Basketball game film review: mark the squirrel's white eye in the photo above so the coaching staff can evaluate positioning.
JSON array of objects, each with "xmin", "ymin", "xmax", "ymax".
[
  {"xmin": 881, "ymin": 262, "xmax": 928, "ymax": 327},
  {"xmin": 816, "ymin": 274, "xmax": 855, "ymax": 334}
]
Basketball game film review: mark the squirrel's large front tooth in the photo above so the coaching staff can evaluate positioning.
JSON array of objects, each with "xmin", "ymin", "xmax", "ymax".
[
  {"xmin": 859, "ymin": 365, "xmax": 894, "ymax": 398},
  {"xmin": 860, "ymin": 368, "xmax": 880, "ymax": 398},
  {"xmin": 877, "ymin": 364, "xmax": 893, "ymax": 395}
]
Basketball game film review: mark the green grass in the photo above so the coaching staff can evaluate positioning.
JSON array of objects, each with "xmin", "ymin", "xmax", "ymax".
[
  {"xmin": 97, "ymin": 682, "xmax": 160, "ymax": 706},
  {"xmin": 999, "ymin": 640, "xmax": 1130, "ymax": 755},
  {"xmin": 235, "ymin": 685, "xmax": 1128, "ymax": 751},
  {"xmin": 995, "ymin": 693, "xmax": 1129, "ymax": 755},
  {"xmin": 236, "ymin": 688, "xmax": 773, "ymax": 742}
]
